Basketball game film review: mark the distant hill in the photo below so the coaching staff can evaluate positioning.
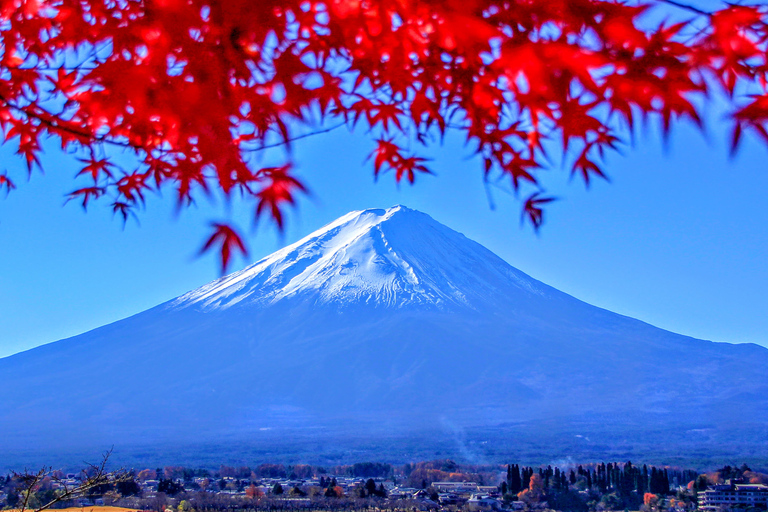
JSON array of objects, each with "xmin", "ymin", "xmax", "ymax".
[{"xmin": 2, "ymin": 205, "xmax": 767, "ymax": 468}]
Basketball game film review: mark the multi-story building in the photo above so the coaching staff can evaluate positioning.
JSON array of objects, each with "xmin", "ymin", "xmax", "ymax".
[
  {"xmin": 431, "ymin": 481, "xmax": 479, "ymax": 493},
  {"xmin": 698, "ymin": 480, "xmax": 768, "ymax": 511}
]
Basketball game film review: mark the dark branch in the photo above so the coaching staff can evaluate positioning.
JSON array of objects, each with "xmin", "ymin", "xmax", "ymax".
[
  {"xmin": 654, "ymin": 0, "xmax": 713, "ymax": 16},
  {"xmin": 13, "ymin": 448, "xmax": 122, "ymax": 512},
  {"xmin": 241, "ymin": 122, "xmax": 347, "ymax": 153},
  {"xmin": 0, "ymin": 92, "xmax": 138, "ymax": 151}
]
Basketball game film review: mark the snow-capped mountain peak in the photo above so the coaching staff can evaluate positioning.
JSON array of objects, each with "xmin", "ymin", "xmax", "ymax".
[{"xmin": 173, "ymin": 205, "xmax": 544, "ymax": 310}]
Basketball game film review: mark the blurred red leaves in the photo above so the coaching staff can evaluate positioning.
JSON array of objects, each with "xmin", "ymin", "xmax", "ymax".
[
  {"xmin": 0, "ymin": 173, "xmax": 14, "ymax": 195},
  {"xmin": 255, "ymin": 165, "xmax": 308, "ymax": 230},
  {"xmin": 522, "ymin": 193, "xmax": 556, "ymax": 230},
  {"xmin": 201, "ymin": 223, "xmax": 249, "ymax": 275},
  {"xmin": 1, "ymin": 0, "xmax": 768, "ymax": 271}
]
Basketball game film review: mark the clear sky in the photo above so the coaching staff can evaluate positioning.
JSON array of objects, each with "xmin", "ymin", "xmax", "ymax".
[{"xmin": 1, "ymin": 1, "xmax": 766, "ymax": 359}]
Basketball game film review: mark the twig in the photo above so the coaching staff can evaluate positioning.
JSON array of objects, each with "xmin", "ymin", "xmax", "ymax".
[
  {"xmin": 0, "ymin": 92, "xmax": 138, "ymax": 151},
  {"xmin": 654, "ymin": 0, "xmax": 713, "ymax": 16},
  {"xmin": 241, "ymin": 122, "xmax": 347, "ymax": 152}
]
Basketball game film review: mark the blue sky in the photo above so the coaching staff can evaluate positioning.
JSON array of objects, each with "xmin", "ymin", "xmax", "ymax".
[
  {"xmin": 1, "ymin": 0, "xmax": 766, "ymax": 358},
  {"xmin": 2, "ymin": 113, "xmax": 767, "ymax": 359}
]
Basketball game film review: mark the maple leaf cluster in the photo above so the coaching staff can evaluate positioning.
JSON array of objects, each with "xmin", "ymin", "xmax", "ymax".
[{"xmin": 1, "ymin": 0, "xmax": 767, "ymax": 271}]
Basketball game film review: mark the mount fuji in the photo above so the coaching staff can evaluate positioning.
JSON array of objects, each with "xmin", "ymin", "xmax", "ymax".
[{"xmin": 2, "ymin": 205, "xmax": 767, "ymax": 466}]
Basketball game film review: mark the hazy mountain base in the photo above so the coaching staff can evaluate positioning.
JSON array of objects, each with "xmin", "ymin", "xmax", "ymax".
[{"xmin": 3, "ymin": 419, "xmax": 767, "ymax": 472}]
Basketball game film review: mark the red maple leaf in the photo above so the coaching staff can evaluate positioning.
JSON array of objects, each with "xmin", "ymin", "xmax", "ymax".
[
  {"xmin": 0, "ymin": 0, "xmax": 766, "ymax": 268},
  {"xmin": 200, "ymin": 223, "xmax": 249, "ymax": 275}
]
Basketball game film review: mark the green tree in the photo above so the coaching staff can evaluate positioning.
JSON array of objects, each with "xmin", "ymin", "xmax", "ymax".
[
  {"xmin": 116, "ymin": 477, "xmax": 141, "ymax": 497},
  {"xmin": 6, "ymin": 490, "xmax": 20, "ymax": 508},
  {"xmin": 157, "ymin": 478, "xmax": 184, "ymax": 496},
  {"xmin": 365, "ymin": 479, "xmax": 377, "ymax": 497}
]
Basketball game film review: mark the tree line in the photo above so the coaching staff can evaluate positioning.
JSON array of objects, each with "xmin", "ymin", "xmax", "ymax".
[{"xmin": 502, "ymin": 462, "xmax": 696, "ymax": 497}]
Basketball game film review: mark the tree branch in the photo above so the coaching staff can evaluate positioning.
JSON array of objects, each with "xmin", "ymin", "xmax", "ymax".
[
  {"xmin": 241, "ymin": 122, "xmax": 347, "ymax": 153},
  {"xmin": 13, "ymin": 448, "xmax": 123, "ymax": 512},
  {"xmin": 654, "ymin": 0, "xmax": 713, "ymax": 16},
  {"xmin": 0, "ymin": 92, "xmax": 138, "ymax": 151}
]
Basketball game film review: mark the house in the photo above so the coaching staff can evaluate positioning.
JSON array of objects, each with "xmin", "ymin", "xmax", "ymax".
[{"xmin": 466, "ymin": 494, "xmax": 501, "ymax": 511}]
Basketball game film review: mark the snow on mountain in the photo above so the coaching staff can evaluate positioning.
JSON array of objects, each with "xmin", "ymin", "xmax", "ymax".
[
  {"xmin": 1, "ymin": 205, "xmax": 767, "ymax": 466},
  {"xmin": 172, "ymin": 205, "xmax": 546, "ymax": 310}
]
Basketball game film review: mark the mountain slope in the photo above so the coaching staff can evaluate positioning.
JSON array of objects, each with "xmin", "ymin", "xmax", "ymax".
[{"xmin": 1, "ymin": 205, "xmax": 767, "ymax": 465}]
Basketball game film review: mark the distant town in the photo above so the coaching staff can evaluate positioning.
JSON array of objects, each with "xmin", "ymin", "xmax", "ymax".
[{"xmin": 2, "ymin": 460, "xmax": 766, "ymax": 512}]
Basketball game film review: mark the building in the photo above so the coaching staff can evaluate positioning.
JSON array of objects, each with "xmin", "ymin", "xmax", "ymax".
[
  {"xmin": 698, "ymin": 481, "xmax": 768, "ymax": 511},
  {"xmin": 466, "ymin": 494, "xmax": 501, "ymax": 511},
  {"xmin": 432, "ymin": 481, "xmax": 479, "ymax": 493}
]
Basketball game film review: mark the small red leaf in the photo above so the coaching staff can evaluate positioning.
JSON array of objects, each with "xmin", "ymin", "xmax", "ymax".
[
  {"xmin": 200, "ymin": 223, "xmax": 249, "ymax": 275},
  {"xmin": 522, "ymin": 192, "xmax": 556, "ymax": 230},
  {"xmin": 254, "ymin": 164, "xmax": 307, "ymax": 230},
  {"xmin": 0, "ymin": 173, "xmax": 15, "ymax": 196}
]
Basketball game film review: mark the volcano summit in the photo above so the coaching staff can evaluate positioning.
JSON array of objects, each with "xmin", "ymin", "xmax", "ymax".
[{"xmin": 2, "ymin": 206, "xmax": 767, "ymax": 466}]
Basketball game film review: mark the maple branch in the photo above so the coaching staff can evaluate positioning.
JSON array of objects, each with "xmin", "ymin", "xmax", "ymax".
[
  {"xmin": 241, "ymin": 121, "xmax": 346, "ymax": 152},
  {"xmin": 654, "ymin": 0, "xmax": 712, "ymax": 16},
  {"xmin": 0, "ymin": 93, "xmax": 137, "ymax": 151}
]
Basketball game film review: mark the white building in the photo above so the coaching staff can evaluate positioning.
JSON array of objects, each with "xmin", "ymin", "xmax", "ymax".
[
  {"xmin": 432, "ymin": 481, "xmax": 479, "ymax": 493},
  {"xmin": 698, "ymin": 481, "xmax": 768, "ymax": 511},
  {"xmin": 466, "ymin": 494, "xmax": 501, "ymax": 511}
]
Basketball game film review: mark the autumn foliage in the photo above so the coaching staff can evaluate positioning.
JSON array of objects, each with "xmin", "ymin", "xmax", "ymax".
[
  {"xmin": 245, "ymin": 483, "xmax": 264, "ymax": 500},
  {"xmin": 644, "ymin": 492, "xmax": 659, "ymax": 507},
  {"xmin": 2, "ymin": 0, "xmax": 768, "ymax": 269}
]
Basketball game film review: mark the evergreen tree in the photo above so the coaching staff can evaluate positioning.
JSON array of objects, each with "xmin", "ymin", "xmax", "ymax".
[
  {"xmin": 522, "ymin": 468, "xmax": 531, "ymax": 491},
  {"xmin": 509, "ymin": 465, "xmax": 522, "ymax": 494},
  {"xmin": 597, "ymin": 464, "xmax": 607, "ymax": 493},
  {"xmin": 116, "ymin": 477, "xmax": 141, "ymax": 497},
  {"xmin": 158, "ymin": 478, "xmax": 184, "ymax": 496},
  {"xmin": 272, "ymin": 482, "xmax": 283, "ymax": 495},
  {"xmin": 6, "ymin": 491, "xmax": 19, "ymax": 508},
  {"xmin": 619, "ymin": 462, "xmax": 634, "ymax": 496}
]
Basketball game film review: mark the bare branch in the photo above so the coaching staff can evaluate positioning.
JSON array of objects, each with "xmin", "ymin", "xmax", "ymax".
[
  {"xmin": 654, "ymin": 0, "xmax": 713, "ymax": 16},
  {"xmin": 12, "ymin": 448, "xmax": 123, "ymax": 512},
  {"xmin": 241, "ymin": 122, "xmax": 347, "ymax": 153}
]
